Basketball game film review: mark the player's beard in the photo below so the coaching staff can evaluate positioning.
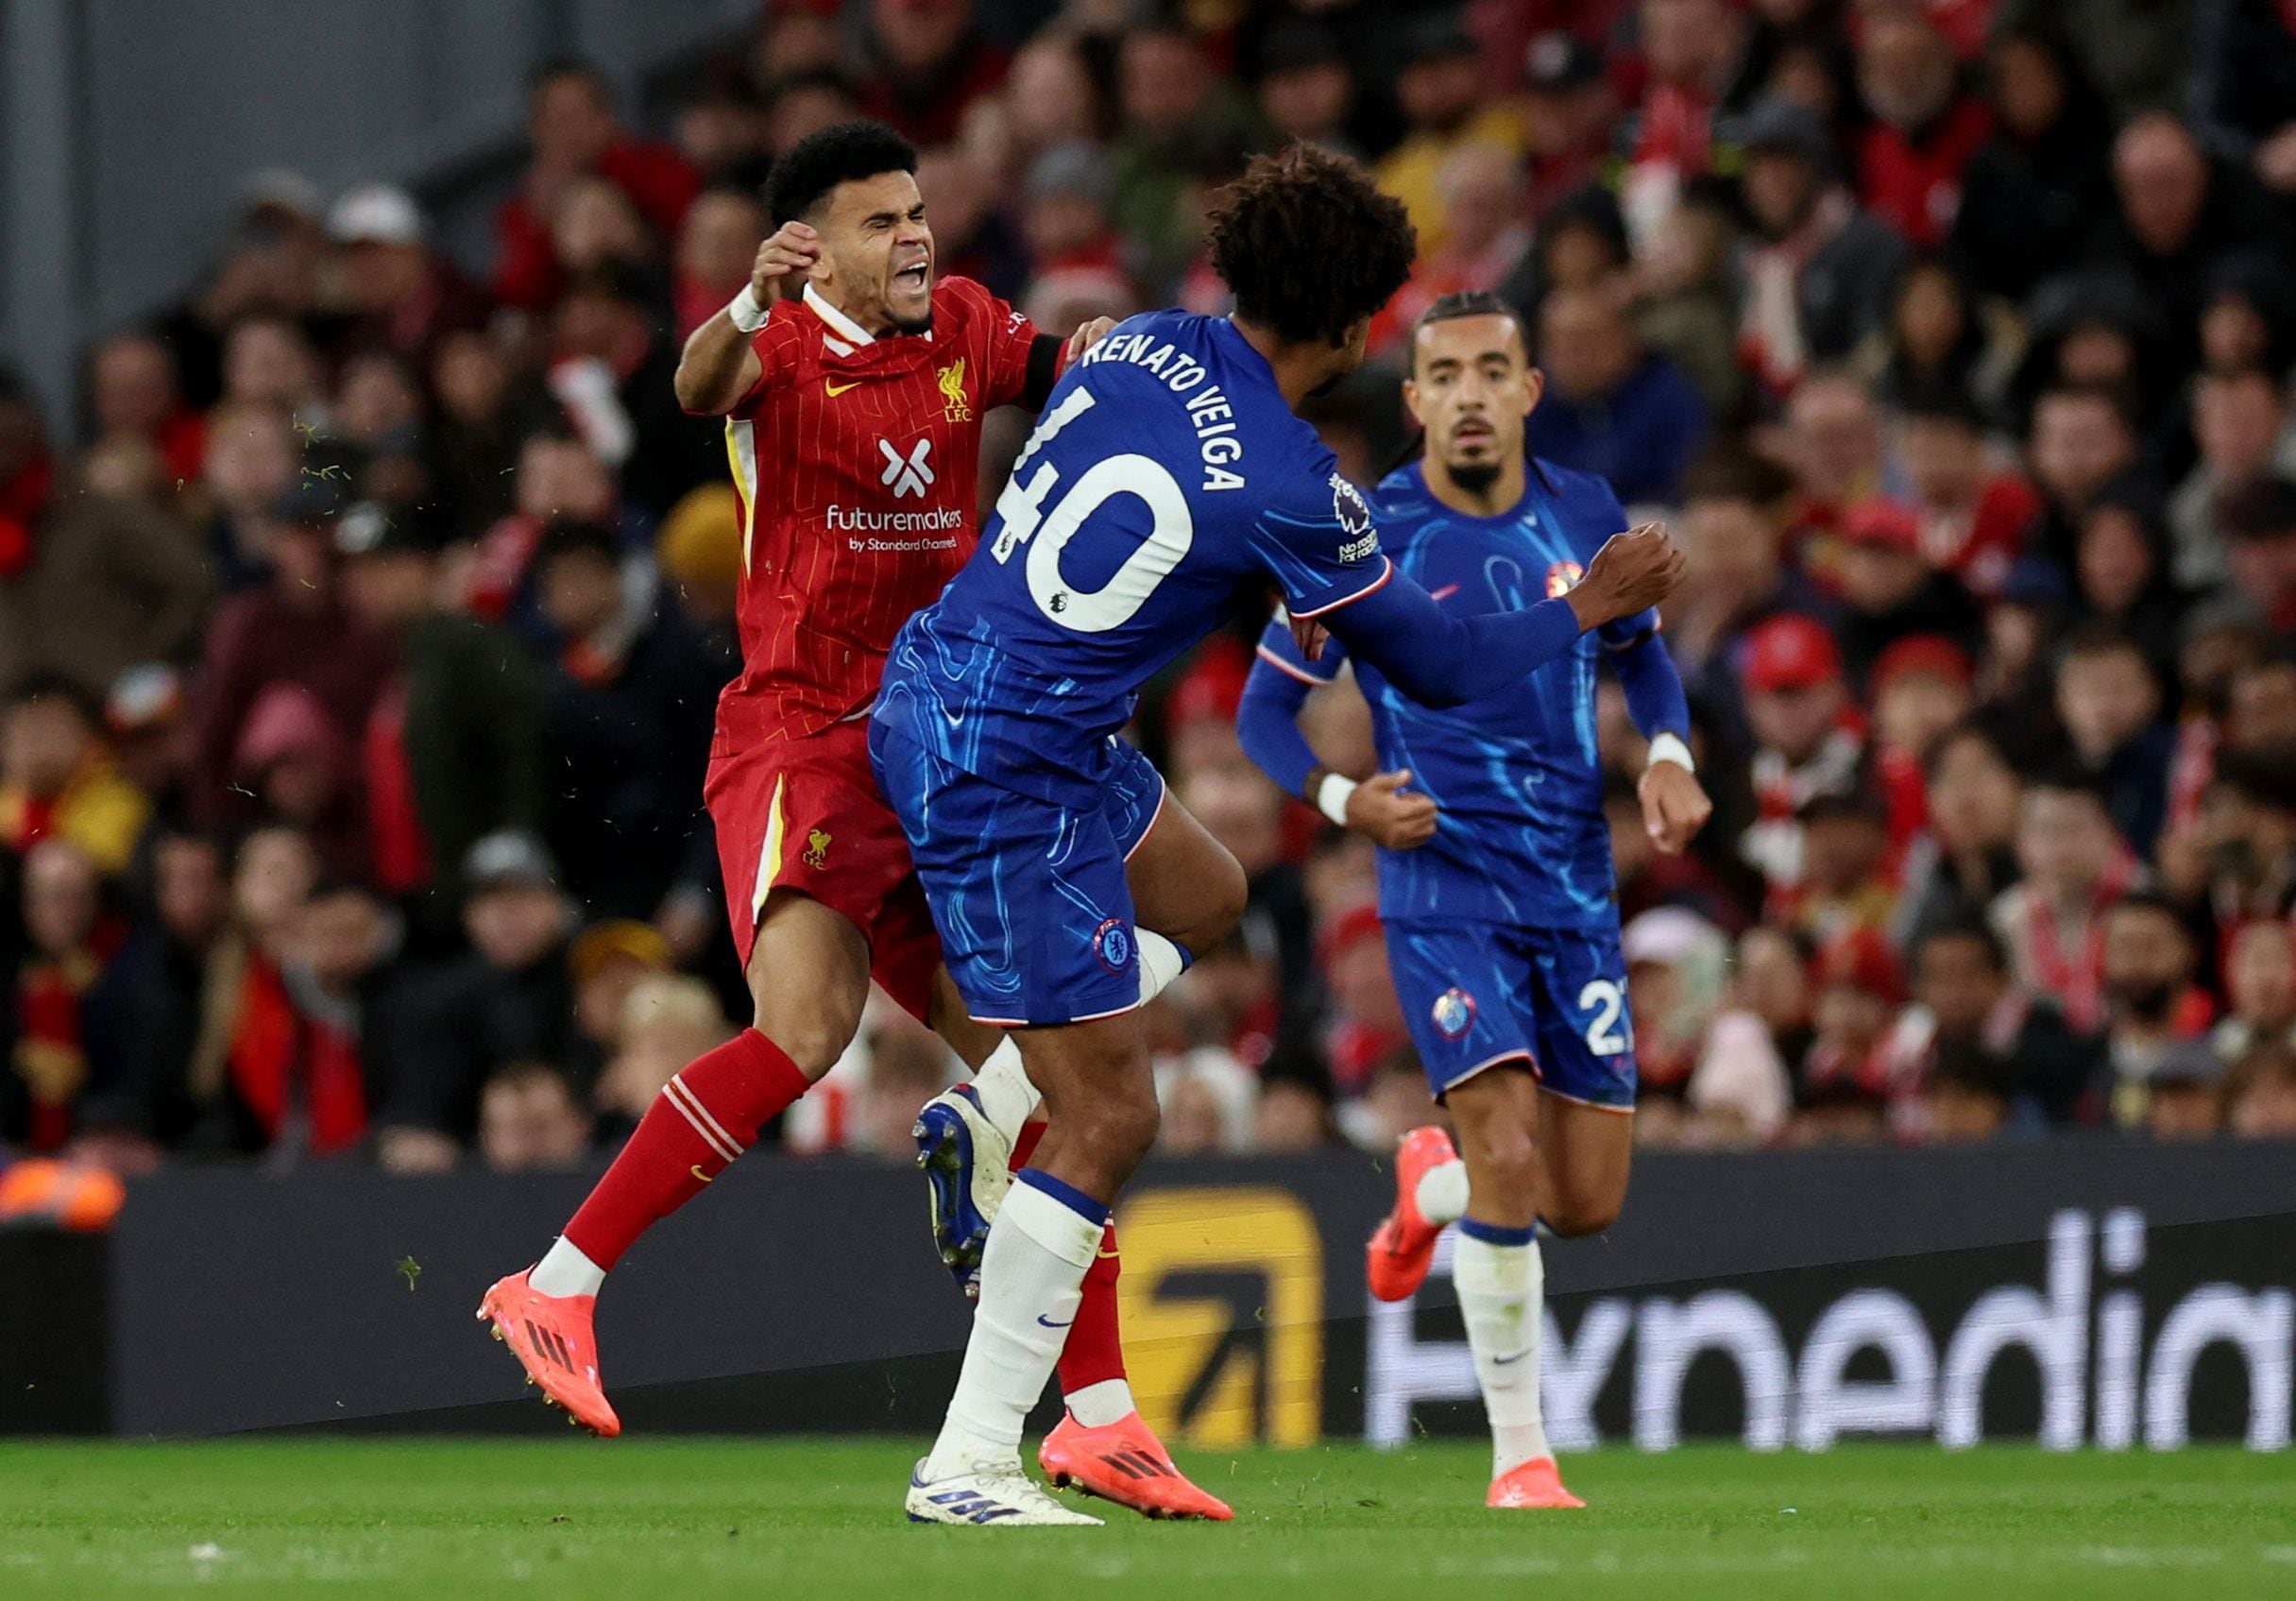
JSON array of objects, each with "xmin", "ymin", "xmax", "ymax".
[{"xmin": 1443, "ymin": 454, "xmax": 1505, "ymax": 496}]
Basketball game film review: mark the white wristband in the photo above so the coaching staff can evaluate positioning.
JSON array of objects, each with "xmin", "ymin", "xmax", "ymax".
[
  {"xmin": 1646, "ymin": 732, "xmax": 1695, "ymax": 774},
  {"xmin": 1316, "ymin": 773, "xmax": 1358, "ymax": 826},
  {"xmin": 726, "ymin": 283, "xmax": 769, "ymax": 333}
]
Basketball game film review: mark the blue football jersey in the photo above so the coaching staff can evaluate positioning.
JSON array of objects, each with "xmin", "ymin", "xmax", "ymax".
[
  {"xmin": 1255, "ymin": 459, "xmax": 1655, "ymax": 929},
  {"xmin": 876, "ymin": 311, "xmax": 1391, "ymax": 806}
]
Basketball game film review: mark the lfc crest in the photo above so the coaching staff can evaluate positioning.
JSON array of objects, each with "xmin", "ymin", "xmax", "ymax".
[{"xmin": 937, "ymin": 358, "xmax": 971, "ymax": 422}]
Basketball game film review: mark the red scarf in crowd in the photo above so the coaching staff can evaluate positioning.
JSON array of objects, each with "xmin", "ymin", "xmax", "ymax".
[
  {"xmin": 0, "ymin": 451, "xmax": 55, "ymax": 577},
  {"xmin": 228, "ymin": 956, "xmax": 368, "ymax": 1154},
  {"xmin": 363, "ymin": 680, "xmax": 431, "ymax": 895},
  {"xmin": 467, "ymin": 512, "xmax": 544, "ymax": 621},
  {"xmin": 2165, "ymin": 715, "xmax": 2218, "ymax": 837},
  {"xmin": 2024, "ymin": 857, "xmax": 2137, "ymax": 1033},
  {"xmin": 10, "ymin": 928, "xmax": 120, "ymax": 1151},
  {"xmin": 154, "ymin": 410, "xmax": 209, "ymax": 485}
]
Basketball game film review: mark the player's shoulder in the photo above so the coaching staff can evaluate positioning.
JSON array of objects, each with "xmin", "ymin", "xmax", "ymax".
[
  {"xmin": 1260, "ymin": 444, "xmax": 1379, "ymax": 563},
  {"xmin": 1533, "ymin": 458, "xmax": 1631, "ymax": 546},
  {"xmin": 1534, "ymin": 458, "xmax": 1627, "ymax": 518},
  {"xmin": 725, "ymin": 305, "xmax": 816, "ymax": 415},
  {"xmin": 929, "ymin": 273, "xmax": 991, "ymax": 312},
  {"xmin": 1371, "ymin": 463, "xmax": 1436, "ymax": 519},
  {"xmin": 1118, "ymin": 305, "xmax": 1209, "ymax": 338},
  {"xmin": 1080, "ymin": 306, "xmax": 1219, "ymax": 368},
  {"xmin": 753, "ymin": 298, "xmax": 811, "ymax": 349},
  {"xmin": 1352, "ymin": 465, "xmax": 1436, "ymax": 554},
  {"xmin": 929, "ymin": 274, "xmax": 1018, "ymax": 331},
  {"xmin": 757, "ymin": 298, "xmax": 827, "ymax": 366}
]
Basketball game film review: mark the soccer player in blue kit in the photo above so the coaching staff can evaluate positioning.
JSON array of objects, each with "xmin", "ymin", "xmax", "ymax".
[
  {"xmin": 1236, "ymin": 290, "xmax": 1715, "ymax": 1509},
  {"xmin": 871, "ymin": 148, "xmax": 1684, "ymax": 1524}
]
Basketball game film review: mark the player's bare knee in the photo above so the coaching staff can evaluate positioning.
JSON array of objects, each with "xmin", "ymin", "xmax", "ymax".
[
  {"xmin": 1465, "ymin": 1125, "xmax": 1541, "ymax": 1213},
  {"xmin": 753, "ymin": 989, "xmax": 863, "ymax": 1076},
  {"xmin": 1543, "ymin": 1191, "xmax": 1622, "ymax": 1238},
  {"xmin": 1456, "ymin": 1102, "xmax": 1537, "ymax": 1176}
]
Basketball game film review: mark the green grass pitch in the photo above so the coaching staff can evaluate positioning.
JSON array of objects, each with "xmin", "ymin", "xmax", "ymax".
[{"xmin": 4, "ymin": 1438, "xmax": 2291, "ymax": 1599}]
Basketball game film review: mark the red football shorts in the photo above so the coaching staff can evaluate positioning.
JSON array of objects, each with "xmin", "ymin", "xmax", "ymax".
[{"xmin": 704, "ymin": 715, "xmax": 941, "ymax": 1022}]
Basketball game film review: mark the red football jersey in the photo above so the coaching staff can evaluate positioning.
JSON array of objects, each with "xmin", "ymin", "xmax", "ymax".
[{"xmin": 717, "ymin": 277, "xmax": 1039, "ymax": 746}]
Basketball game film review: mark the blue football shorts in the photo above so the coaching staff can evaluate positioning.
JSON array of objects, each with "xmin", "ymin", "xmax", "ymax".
[
  {"xmin": 869, "ymin": 722, "xmax": 1165, "ymax": 1027},
  {"xmin": 1384, "ymin": 917, "xmax": 1637, "ymax": 1109}
]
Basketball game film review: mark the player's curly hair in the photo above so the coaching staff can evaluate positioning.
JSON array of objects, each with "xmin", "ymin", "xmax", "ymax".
[
  {"xmin": 763, "ymin": 120, "xmax": 918, "ymax": 226},
  {"xmin": 1205, "ymin": 145, "xmax": 1417, "ymax": 349}
]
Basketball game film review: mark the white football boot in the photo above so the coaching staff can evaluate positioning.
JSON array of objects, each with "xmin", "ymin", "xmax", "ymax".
[
  {"xmin": 905, "ymin": 1459, "xmax": 1104, "ymax": 1526},
  {"xmin": 912, "ymin": 1082, "xmax": 1016, "ymax": 1296}
]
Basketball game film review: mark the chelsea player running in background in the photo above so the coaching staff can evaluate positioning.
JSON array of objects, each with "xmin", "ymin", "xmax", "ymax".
[
  {"xmin": 1237, "ymin": 291, "xmax": 1713, "ymax": 1510},
  {"xmin": 872, "ymin": 148, "xmax": 1684, "ymax": 1525}
]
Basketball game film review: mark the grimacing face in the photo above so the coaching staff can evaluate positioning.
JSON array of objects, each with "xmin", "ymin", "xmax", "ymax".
[
  {"xmin": 1404, "ymin": 313, "xmax": 1539, "ymax": 494},
  {"xmin": 814, "ymin": 169, "xmax": 936, "ymax": 335}
]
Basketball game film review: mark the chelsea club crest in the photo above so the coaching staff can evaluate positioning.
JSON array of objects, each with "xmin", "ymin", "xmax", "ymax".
[
  {"xmin": 1093, "ymin": 917, "xmax": 1133, "ymax": 974},
  {"xmin": 1432, "ymin": 986, "xmax": 1477, "ymax": 1040}
]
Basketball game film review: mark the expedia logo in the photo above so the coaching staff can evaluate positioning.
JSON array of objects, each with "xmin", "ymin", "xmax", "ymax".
[
  {"xmin": 1116, "ymin": 1186, "xmax": 1323, "ymax": 1446},
  {"xmin": 1368, "ymin": 1207, "xmax": 2296, "ymax": 1453},
  {"xmin": 1432, "ymin": 986, "xmax": 1477, "ymax": 1040}
]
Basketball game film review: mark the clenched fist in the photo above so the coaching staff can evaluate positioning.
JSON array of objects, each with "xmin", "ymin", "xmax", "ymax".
[
  {"xmin": 1345, "ymin": 769, "xmax": 1438, "ymax": 849},
  {"xmin": 1638, "ymin": 760, "xmax": 1712, "ymax": 855},
  {"xmin": 752, "ymin": 222, "xmax": 823, "ymax": 303},
  {"xmin": 1569, "ymin": 522, "xmax": 1685, "ymax": 631}
]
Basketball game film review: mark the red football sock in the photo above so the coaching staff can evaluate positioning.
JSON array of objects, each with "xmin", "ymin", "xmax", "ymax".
[
  {"xmin": 1059, "ymin": 1220, "xmax": 1128, "ymax": 1394},
  {"xmin": 1011, "ymin": 1119, "xmax": 1046, "ymax": 1168},
  {"xmin": 565, "ymin": 1028, "xmax": 808, "ymax": 1269},
  {"xmin": 1008, "ymin": 1119, "xmax": 1129, "ymax": 1394}
]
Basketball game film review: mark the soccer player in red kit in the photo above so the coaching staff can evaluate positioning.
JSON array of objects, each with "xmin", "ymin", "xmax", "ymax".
[{"xmin": 480, "ymin": 123, "xmax": 1238, "ymax": 1521}]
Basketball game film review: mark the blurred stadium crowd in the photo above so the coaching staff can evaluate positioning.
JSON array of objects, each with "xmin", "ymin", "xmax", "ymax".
[{"xmin": 7, "ymin": 0, "xmax": 2296, "ymax": 1186}]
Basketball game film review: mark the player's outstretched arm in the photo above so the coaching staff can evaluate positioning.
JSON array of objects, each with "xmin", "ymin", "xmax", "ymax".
[
  {"xmin": 673, "ymin": 223, "xmax": 820, "ymax": 415},
  {"xmin": 1322, "ymin": 524, "xmax": 1685, "ymax": 710},
  {"xmin": 1236, "ymin": 646, "xmax": 1437, "ymax": 849}
]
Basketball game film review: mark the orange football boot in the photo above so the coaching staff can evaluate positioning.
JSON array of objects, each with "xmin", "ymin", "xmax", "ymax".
[
  {"xmin": 1367, "ymin": 1124, "xmax": 1458, "ymax": 1302},
  {"xmin": 1487, "ymin": 1457, "xmax": 1585, "ymax": 1509},
  {"xmin": 1039, "ymin": 1410, "xmax": 1233, "ymax": 1521},
  {"xmin": 478, "ymin": 1269, "xmax": 621, "ymax": 1438}
]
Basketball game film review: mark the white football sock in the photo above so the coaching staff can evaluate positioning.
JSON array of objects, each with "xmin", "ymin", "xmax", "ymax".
[
  {"xmin": 925, "ymin": 1177, "xmax": 1103, "ymax": 1479},
  {"xmin": 529, "ymin": 1235, "xmax": 604, "ymax": 1299},
  {"xmin": 1413, "ymin": 1158, "xmax": 1469, "ymax": 1226},
  {"xmin": 967, "ymin": 930, "xmax": 1193, "ymax": 1141},
  {"xmin": 966, "ymin": 1038, "xmax": 1039, "ymax": 1143},
  {"xmin": 1136, "ymin": 928, "xmax": 1188, "ymax": 1002},
  {"xmin": 1454, "ymin": 1226, "xmax": 1552, "ymax": 1477},
  {"xmin": 1063, "ymin": 1377, "xmax": 1136, "ymax": 1428}
]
